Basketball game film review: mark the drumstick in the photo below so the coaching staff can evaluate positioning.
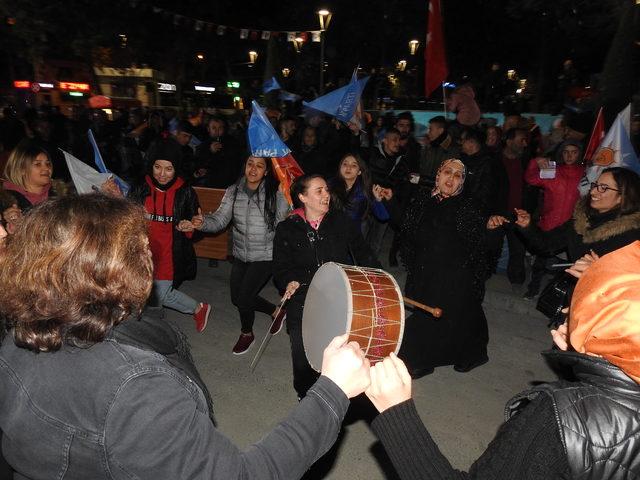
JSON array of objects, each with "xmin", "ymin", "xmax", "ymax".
[
  {"xmin": 403, "ymin": 297, "xmax": 443, "ymax": 318},
  {"xmin": 250, "ymin": 297, "xmax": 288, "ymax": 372}
]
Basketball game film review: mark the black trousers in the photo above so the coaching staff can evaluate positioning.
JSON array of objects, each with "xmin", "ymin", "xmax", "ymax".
[
  {"xmin": 286, "ymin": 296, "xmax": 320, "ymax": 398},
  {"xmin": 229, "ymin": 259, "xmax": 275, "ymax": 333},
  {"xmin": 505, "ymin": 230, "xmax": 527, "ymax": 285}
]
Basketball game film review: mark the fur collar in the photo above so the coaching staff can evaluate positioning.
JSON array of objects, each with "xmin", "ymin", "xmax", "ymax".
[{"xmin": 573, "ymin": 198, "xmax": 640, "ymax": 244}]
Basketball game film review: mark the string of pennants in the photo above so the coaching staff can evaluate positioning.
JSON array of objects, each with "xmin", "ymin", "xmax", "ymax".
[{"xmin": 148, "ymin": 6, "xmax": 322, "ymax": 43}]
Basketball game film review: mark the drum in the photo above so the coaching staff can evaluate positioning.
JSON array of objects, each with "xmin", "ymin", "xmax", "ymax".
[{"xmin": 302, "ymin": 262, "xmax": 405, "ymax": 372}]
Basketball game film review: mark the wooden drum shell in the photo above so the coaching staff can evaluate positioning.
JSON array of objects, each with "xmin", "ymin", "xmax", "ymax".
[{"xmin": 302, "ymin": 262, "xmax": 405, "ymax": 372}]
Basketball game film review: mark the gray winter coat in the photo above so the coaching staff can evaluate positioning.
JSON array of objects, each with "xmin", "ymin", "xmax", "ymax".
[{"xmin": 201, "ymin": 179, "xmax": 289, "ymax": 262}]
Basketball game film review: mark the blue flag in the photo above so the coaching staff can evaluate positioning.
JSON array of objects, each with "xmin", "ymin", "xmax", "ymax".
[
  {"xmin": 303, "ymin": 72, "xmax": 369, "ymax": 123},
  {"xmin": 87, "ymin": 130, "xmax": 130, "ymax": 196},
  {"xmin": 279, "ymin": 90, "xmax": 301, "ymax": 102},
  {"xmin": 263, "ymin": 77, "xmax": 282, "ymax": 93},
  {"xmin": 248, "ymin": 101, "xmax": 291, "ymax": 158}
]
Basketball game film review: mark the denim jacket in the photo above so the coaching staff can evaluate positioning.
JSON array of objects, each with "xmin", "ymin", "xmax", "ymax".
[{"xmin": 0, "ymin": 333, "xmax": 348, "ymax": 479}]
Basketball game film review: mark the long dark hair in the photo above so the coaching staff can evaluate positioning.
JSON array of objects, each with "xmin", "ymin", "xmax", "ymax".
[
  {"xmin": 235, "ymin": 157, "xmax": 280, "ymax": 231},
  {"xmin": 602, "ymin": 167, "xmax": 640, "ymax": 215},
  {"xmin": 330, "ymin": 153, "xmax": 373, "ymax": 212}
]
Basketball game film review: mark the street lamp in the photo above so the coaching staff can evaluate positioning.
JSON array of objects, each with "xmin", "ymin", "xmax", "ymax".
[
  {"xmin": 282, "ymin": 67, "xmax": 291, "ymax": 78},
  {"xmin": 409, "ymin": 39, "xmax": 419, "ymax": 55},
  {"xmin": 317, "ymin": 9, "xmax": 332, "ymax": 94},
  {"xmin": 293, "ymin": 36, "xmax": 304, "ymax": 53},
  {"xmin": 248, "ymin": 50, "xmax": 258, "ymax": 64},
  {"xmin": 196, "ymin": 53, "xmax": 205, "ymax": 61},
  {"xmin": 397, "ymin": 60, "xmax": 407, "ymax": 72}
]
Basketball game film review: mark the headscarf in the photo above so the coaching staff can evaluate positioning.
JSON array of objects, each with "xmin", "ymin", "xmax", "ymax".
[
  {"xmin": 431, "ymin": 158, "xmax": 466, "ymax": 201},
  {"xmin": 569, "ymin": 241, "xmax": 640, "ymax": 384}
]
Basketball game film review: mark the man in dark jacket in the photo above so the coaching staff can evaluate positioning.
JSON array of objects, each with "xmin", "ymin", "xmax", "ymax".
[
  {"xmin": 366, "ymin": 128, "xmax": 408, "ymax": 256},
  {"xmin": 460, "ymin": 128, "xmax": 507, "ymax": 215},
  {"xmin": 395, "ymin": 112, "xmax": 421, "ymax": 174},
  {"xmin": 194, "ymin": 116, "xmax": 244, "ymax": 188},
  {"xmin": 498, "ymin": 127, "xmax": 530, "ymax": 287},
  {"xmin": 418, "ymin": 116, "xmax": 459, "ymax": 186}
]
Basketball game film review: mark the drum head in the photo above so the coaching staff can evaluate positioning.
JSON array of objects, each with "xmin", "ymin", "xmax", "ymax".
[{"xmin": 302, "ymin": 263, "xmax": 351, "ymax": 372}]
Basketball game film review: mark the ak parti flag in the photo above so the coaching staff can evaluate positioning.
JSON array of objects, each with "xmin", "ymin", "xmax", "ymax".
[
  {"xmin": 271, "ymin": 154, "xmax": 304, "ymax": 206},
  {"xmin": 425, "ymin": 0, "xmax": 448, "ymax": 97},
  {"xmin": 583, "ymin": 107, "xmax": 604, "ymax": 163}
]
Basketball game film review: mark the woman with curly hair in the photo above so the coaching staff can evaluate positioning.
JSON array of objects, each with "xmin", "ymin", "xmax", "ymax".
[{"xmin": 0, "ymin": 193, "xmax": 372, "ymax": 479}]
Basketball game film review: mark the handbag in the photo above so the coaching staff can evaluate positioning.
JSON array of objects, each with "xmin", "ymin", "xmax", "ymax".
[{"xmin": 536, "ymin": 272, "xmax": 576, "ymax": 327}]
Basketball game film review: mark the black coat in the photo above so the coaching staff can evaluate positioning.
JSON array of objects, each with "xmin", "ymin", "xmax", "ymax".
[
  {"xmin": 386, "ymin": 191, "xmax": 490, "ymax": 372},
  {"xmin": 520, "ymin": 198, "xmax": 640, "ymax": 261},
  {"xmin": 272, "ymin": 209, "xmax": 380, "ymax": 296},
  {"xmin": 128, "ymin": 180, "xmax": 199, "ymax": 285},
  {"xmin": 367, "ymin": 146, "xmax": 408, "ymax": 190},
  {"xmin": 460, "ymin": 149, "xmax": 508, "ymax": 215},
  {"xmin": 194, "ymin": 136, "xmax": 244, "ymax": 189}
]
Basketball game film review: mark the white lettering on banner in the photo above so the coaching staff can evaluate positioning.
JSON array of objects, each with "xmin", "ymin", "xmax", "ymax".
[
  {"xmin": 253, "ymin": 148, "xmax": 284, "ymax": 157},
  {"xmin": 194, "ymin": 85, "xmax": 216, "ymax": 92}
]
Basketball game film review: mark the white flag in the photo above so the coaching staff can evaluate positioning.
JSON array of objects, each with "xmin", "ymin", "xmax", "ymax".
[
  {"xmin": 579, "ymin": 104, "xmax": 640, "ymax": 195},
  {"xmin": 63, "ymin": 150, "xmax": 112, "ymax": 194}
]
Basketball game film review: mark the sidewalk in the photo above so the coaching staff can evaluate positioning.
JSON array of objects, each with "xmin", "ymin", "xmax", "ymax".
[{"xmin": 166, "ymin": 257, "xmax": 556, "ymax": 479}]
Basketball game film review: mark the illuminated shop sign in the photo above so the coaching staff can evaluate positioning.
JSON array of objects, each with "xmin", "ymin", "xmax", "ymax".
[
  {"xmin": 158, "ymin": 82, "xmax": 177, "ymax": 92},
  {"xmin": 194, "ymin": 85, "xmax": 216, "ymax": 92},
  {"xmin": 59, "ymin": 82, "xmax": 90, "ymax": 91}
]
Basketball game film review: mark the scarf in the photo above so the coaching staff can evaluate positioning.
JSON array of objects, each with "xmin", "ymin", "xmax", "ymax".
[{"xmin": 430, "ymin": 158, "xmax": 466, "ymax": 202}]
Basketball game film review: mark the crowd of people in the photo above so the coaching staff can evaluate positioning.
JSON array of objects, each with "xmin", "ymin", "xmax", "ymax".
[{"xmin": 2, "ymin": 95, "xmax": 640, "ymax": 478}]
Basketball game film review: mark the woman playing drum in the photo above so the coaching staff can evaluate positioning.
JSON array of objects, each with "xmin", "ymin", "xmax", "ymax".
[{"xmin": 273, "ymin": 174, "xmax": 380, "ymax": 398}]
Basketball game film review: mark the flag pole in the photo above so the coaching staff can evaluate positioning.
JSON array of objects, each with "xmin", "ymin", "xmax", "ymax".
[{"xmin": 442, "ymin": 82, "xmax": 447, "ymax": 118}]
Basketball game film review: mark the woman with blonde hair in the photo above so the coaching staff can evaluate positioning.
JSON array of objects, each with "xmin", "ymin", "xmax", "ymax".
[{"xmin": 0, "ymin": 139, "xmax": 64, "ymax": 232}]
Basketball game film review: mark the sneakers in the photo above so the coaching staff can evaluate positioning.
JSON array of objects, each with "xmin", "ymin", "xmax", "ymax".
[
  {"xmin": 269, "ymin": 308, "xmax": 287, "ymax": 335},
  {"xmin": 193, "ymin": 303, "xmax": 211, "ymax": 333},
  {"xmin": 232, "ymin": 332, "xmax": 255, "ymax": 355}
]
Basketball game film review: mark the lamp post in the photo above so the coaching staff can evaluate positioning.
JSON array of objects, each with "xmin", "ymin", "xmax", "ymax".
[
  {"xmin": 248, "ymin": 50, "xmax": 258, "ymax": 64},
  {"xmin": 317, "ymin": 9, "xmax": 332, "ymax": 94},
  {"xmin": 409, "ymin": 39, "xmax": 419, "ymax": 55}
]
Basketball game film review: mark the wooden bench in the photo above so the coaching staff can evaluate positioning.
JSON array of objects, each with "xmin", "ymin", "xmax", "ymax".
[{"xmin": 192, "ymin": 187, "xmax": 230, "ymax": 261}]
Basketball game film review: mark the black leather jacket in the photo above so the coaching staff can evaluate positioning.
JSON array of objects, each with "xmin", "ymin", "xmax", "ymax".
[{"xmin": 506, "ymin": 350, "xmax": 640, "ymax": 480}]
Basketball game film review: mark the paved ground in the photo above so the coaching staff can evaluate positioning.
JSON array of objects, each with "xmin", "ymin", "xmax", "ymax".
[{"xmin": 164, "ymin": 257, "xmax": 558, "ymax": 479}]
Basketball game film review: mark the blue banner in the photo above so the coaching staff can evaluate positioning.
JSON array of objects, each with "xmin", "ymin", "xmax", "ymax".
[{"xmin": 248, "ymin": 101, "xmax": 291, "ymax": 158}]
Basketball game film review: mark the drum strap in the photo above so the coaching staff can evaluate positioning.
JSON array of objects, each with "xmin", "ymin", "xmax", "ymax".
[{"xmin": 306, "ymin": 229, "xmax": 323, "ymax": 266}]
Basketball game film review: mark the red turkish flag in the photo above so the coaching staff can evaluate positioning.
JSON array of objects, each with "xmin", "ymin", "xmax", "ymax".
[
  {"xmin": 583, "ymin": 107, "xmax": 604, "ymax": 163},
  {"xmin": 424, "ymin": 0, "xmax": 448, "ymax": 97}
]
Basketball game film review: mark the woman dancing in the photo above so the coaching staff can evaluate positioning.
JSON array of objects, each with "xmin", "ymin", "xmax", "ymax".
[{"xmin": 181, "ymin": 156, "xmax": 289, "ymax": 354}]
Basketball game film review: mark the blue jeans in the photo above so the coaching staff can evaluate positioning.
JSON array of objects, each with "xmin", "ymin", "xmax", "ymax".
[{"xmin": 152, "ymin": 280, "xmax": 199, "ymax": 314}]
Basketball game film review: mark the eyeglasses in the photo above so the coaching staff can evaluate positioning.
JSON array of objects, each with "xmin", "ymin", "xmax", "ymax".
[{"xmin": 590, "ymin": 182, "xmax": 619, "ymax": 193}]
